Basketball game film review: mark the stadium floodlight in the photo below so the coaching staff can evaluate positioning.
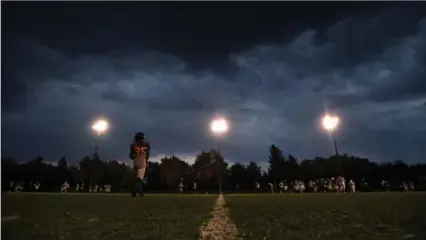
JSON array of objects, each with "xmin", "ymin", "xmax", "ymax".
[
  {"xmin": 322, "ymin": 115, "xmax": 339, "ymax": 132},
  {"xmin": 210, "ymin": 117, "xmax": 230, "ymax": 194},
  {"xmin": 210, "ymin": 118, "xmax": 229, "ymax": 135},
  {"xmin": 91, "ymin": 118, "xmax": 110, "ymax": 158},
  {"xmin": 321, "ymin": 114, "xmax": 340, "ymax": 157},
  {"xmin": 92, "ymin": 118, "xmax": 109, "ymax": 136}
]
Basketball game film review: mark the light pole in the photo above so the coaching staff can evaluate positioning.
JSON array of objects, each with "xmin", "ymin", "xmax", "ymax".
[
  {"xmin": 210, "ymin": 117, "xmax": 229, "ymax": 194},
  {"xmin": 321, "ymin": 114, "xmax": 340, "ymax": 156},
  {"xmin": 91, "ymin": 118, "xmax": 109, "ymax": 158},
  {"xmin": 322, "ymin": 114, "xmax": 341, "ymax": 175}
]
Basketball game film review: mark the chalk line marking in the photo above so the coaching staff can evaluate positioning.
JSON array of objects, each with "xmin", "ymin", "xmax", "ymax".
[
  {"xmin": 199, "ymin": 194, "xmax": 238, "ymax": 240},
  {"xmin": 1, "ymin": 215, "xmax": 20, "ymax": 223}
]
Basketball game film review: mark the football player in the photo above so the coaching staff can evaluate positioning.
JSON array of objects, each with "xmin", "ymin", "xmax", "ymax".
[
  {"xmin": 381, "ymin": 180, "xmax": 389, "ymax": 191},
  {"xmin": 255, "ymin": 181, "xmax": 260, "ymax": 193},
  {"xmin": 299, "ymin": 181, "xmax": 306, "ymax": 193},
  {"xmin": 336, "ymin": 176, "xmax": 346, "ymax": 193},
  {"xmin": 348, "ymin": 179, "xmax": 356, "ymax": 193},
  {"xmin": 409, "ymin": 181, "xmax": 415, "ymax": 191},
  {"xmin": 34, "ymin": 182, "xmax": 41, "ymax": 191},
  {"xmin": 279, "ymin": 181, "xmax": 284, "ymax": 193},
  {"xmin": 61, "ymin": 181, "xmax": 69, "ymax": 192},
  {"xmin": 9, "ymin": 181, "xmax": 14, "ymax": 192},
  {"xmin": 193, "ymin": 182, "xmax": 197, "ymax": 192},
  {"xmin": 268, "ymin": 182, "xmax": 274, "ymax": 194},
  {"xmin": 179, "ymin": 178, "xmax": 184, "ymax": 193},
  {"xmin": 403, "ymin": 181, "xmax": 408, "ymax": 192},
  {"xmin": 129, "ymin": 132, "xmax": 151, "ymax": 197}
]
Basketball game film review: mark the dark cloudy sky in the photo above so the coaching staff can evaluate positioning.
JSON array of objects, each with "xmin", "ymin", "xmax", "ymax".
[{"xmin": 2, "ymin": 2, "xmax": 426, "ymax": 167}]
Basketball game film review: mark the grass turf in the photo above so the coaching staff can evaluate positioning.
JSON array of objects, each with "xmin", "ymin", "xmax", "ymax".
[
  {"xmin": 2, "ymin": 193, "xmax": 217, "ymax": 240},
  {"xmin": 226, "ymin": 192, "xmax": 426, "ymax": 240},
  {"xmin": 3, "ymin": 192, "xmax": 426, "ymax": 240}
]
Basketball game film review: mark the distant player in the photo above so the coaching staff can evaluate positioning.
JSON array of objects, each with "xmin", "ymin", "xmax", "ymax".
[
  {"xmin": 179, "ymin": 178, "xmax": 184, "ymax": 193},
  {"xmin": 14, "ymin": 183, "xmax": 23, "ymax": 192},
  {"xmin": 348, "ymin": 179, "xmax": 356, "ymax": 193},
  {"xmin": 104, "ymin": 184, "xmax": 111, "ymax": 193},
  {"xmin": 279, "ymin": 181, "xmax": 284, "ymax": 193},
  {"xmin": 129, "ymin": 132, "xmax": 151, "ymax": 197},
  {"xmin": 299, "ymin": 181, "xmax": 305, "ymax": 193},
  {"xmin": 255, "ymin": 181, "xmax": 260, "ymax": 193},
  {"xmin": 360, "ymin": 178, "xmax": 367, "ymax": 191},
  {"xmin": 61, "ymin": 181, "xmax": 69, "ymax": 192},
  {"xmin": 327, "ymin": 178, "xmax": 333, "ymax": 192},
  {"xmin": 336, "ymin": 176, "xmax": 346, "ymax": 193},
  {"xmin": 283, "ymin": 180, "xmax": 288, "ymax": 192},
  {"xmin": 294, "ymin": 181, "xmax": 301, "ymax": 193},
  {"xmin": 268, "ymin": 182, "xmax": 274, "ymax": 194},
  {"xmin": 193, "ymin": 182, "xmax": 197, "ymax": 192},
  {"xmin": 381, "ymin": 180, "xmax": 389, "ymax": 191},
  {"xmin": 403, "ymin": 182, "xmax": 408, "ymax": 192},
  {"xmin": 9, "ymin": 181, "xmax": 14, "ymax": 192},
  {"xmin": 34, "ymin": 182, "xmax": 41, "ymax": 191},
  {"xmin": 409, "ymin": 182, "xmax": 415, "ymax": 191},
  {"xmin": 308, "ymin": 180, "xmax": 316, "ymax": 192}
]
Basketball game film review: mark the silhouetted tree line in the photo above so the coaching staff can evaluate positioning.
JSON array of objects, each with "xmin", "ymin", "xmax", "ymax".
[{"xmin": 2, "ymin": 145, "xmax": 426, "ymax": 192}]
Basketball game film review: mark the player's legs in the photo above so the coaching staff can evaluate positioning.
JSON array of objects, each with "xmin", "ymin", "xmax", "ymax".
[{"xmin": 132, "ymin": 156, "xmax": 147, "ymax": 196}]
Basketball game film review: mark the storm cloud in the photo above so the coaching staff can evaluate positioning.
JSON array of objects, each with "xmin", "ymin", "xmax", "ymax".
[{"xmin": 2, "ymin": 2, "xmax": 426, "ymax": 166}]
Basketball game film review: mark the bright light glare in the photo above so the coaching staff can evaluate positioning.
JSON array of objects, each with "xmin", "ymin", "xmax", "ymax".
[
  {"xmin": 211, "ymin": 118, "xmax": 229, "ymax": 134},
  {"xmin": 92, "ymin": 119, "xmax": 109, "ymax": 135},
  {"xmin": 322, "ymin": 115, "xmax": 339, "ymax": 131}
]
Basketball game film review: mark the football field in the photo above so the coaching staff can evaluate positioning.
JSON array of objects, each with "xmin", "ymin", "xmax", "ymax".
[{"xmin": 2, "ymin": 192, "xmax": 426, "ymax": 240}]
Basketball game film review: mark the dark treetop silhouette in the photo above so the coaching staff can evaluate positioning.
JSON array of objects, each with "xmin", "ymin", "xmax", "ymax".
[{"xmin": 2, "ymin": 145, "xmax": 426, "ymax": 192}]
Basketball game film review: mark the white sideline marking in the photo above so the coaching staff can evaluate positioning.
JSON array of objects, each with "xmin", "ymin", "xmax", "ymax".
[
  {"xmin": 199, "ymin": 194, "xmax": 238, "ymax": 240},
  {"xmin": 1, "ymin": 215, "xmax": 20, "ymax": 223}
]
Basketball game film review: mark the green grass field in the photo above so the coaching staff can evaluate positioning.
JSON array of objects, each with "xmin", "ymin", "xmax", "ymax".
[
  {"xmin": 227, "ymin": 193, "xmax": 426, "ymax": 240},
  {"xmin": 2, "ymin": 193, "xmax": 217, "ymax": 240},
  {"xmin": 2, "ymin": 192, "xmax": 426, "ymax": 240}
]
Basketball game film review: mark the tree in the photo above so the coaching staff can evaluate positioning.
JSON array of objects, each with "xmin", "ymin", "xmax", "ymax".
[
  {"xmin": 146, "ymin": 161, "xmax": 161, "ymax": 190},
  {"xmin": 268, "ymin": 145, "xmax": 286, "ymax": 183},
  {"xmin": 285, "ymin": 154, "xmax": 299, "ymax": 180},
  {"xmin": 246, "ymin": 161, "xmax": 262, "ymax": 187},
  {"xmin": 2, "ymin": 146, "xmax": 426, "ymax": 192},
  {"xmin": 229, "ymin": 162, "xmax": 246, "ymax": 188},
  {"xmin": 55, "ymin": 156, "xmax": 70, "ymax": 185},
  {"xmin": 58, "ymin": 156, "xmax": 68, "ymax": 169},
  {"xmin": 192, "ymin": 150, "xmax": 229, "ymax": 190},
  {"xmin": 2, "ymin": 158, "xmax": 18, "ymax": 190},
  {"xmin": 192, "ymin": 151, "xmax": 215, "ymax": 188},
  {"xmin": 160, "ymin": 156, "xmax": 191, "ymax": 189},
  {"xmin": 78, "ymin": 156, "xmax": 104, "ymax": 187},
  {"xmin": 300, "ymin": 159, "xmax": 315, "ymax": 180},
  {"xmin": 391, "ymin": 160, "xmax": 409, "ymax": 183}
]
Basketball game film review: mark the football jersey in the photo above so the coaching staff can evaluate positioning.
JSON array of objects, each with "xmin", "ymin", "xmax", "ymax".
[{"xmin": 129, "ymin": 140, "xmax": 151, "ymax": 159}]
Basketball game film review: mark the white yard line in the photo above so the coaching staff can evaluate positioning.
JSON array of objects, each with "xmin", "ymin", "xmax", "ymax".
[
  {"xmin": 199, "ymin": 194, "xmax": 238, "ymax": 240},
  {"xmin": 1, "ymin": 215, "xmax": 20, "ymax": 223}
]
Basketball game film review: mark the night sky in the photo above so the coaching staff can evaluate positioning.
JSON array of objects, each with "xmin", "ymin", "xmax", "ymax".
[{"xmin": 2, "ymin": 2, "xmax": 426, "ymax": 167}]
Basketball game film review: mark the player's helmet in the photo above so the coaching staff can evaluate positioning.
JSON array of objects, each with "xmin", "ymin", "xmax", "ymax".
[{"xmin": 134, "ymin": 132, "xmax": 145, "ymax": 142}]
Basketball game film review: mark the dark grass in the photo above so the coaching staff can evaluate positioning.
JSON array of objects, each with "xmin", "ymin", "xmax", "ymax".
[
  {"xmin": 226, "ymin": 192, "xmax": 426, "ymax": 240},
  {"xmin": 1, "ymin": 193, "xmax": 217, "ymax": 240}
]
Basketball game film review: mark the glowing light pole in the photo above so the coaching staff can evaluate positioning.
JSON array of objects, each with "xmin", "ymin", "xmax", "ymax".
[
  {"xmin": 210, "ymin": 117, "xmax": 229, "ymax": 194},
  {"xmin": 322, "ymin": 114, "xmax": 340, "ymax": 156},
  {"xmin": 91, "ymin": 118, "xmax": 109, "ymax": 158}
]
